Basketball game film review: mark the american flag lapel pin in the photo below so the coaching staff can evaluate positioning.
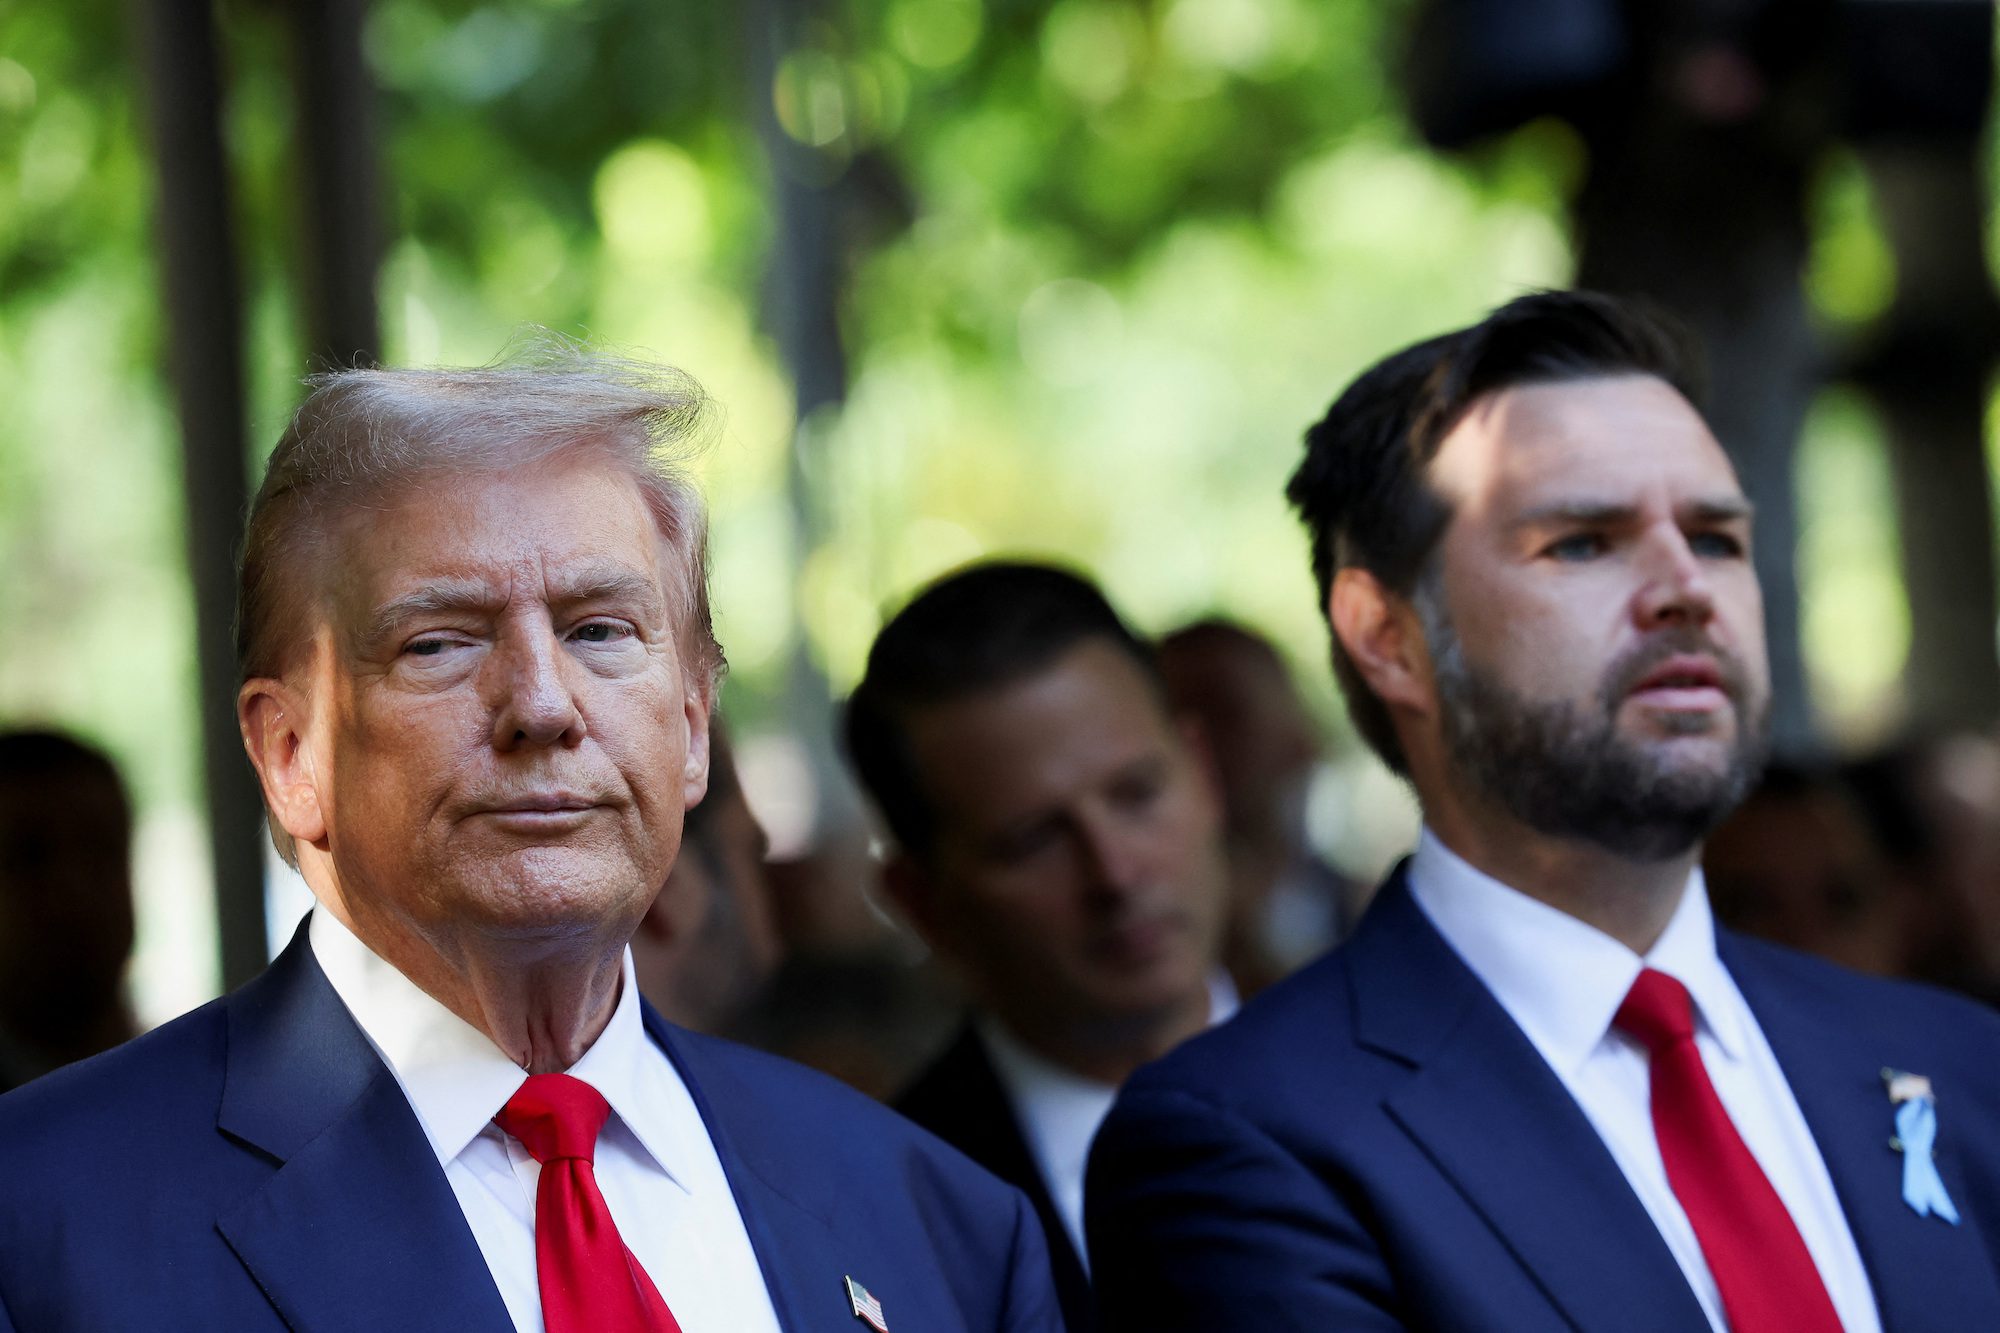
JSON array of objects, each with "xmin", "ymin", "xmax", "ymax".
[{"xmin": 845, "ymin": 1275, "xmax": 888, "ymax": 1332}]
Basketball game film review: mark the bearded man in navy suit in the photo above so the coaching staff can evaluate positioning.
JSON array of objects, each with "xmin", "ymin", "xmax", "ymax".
[
  {"xmin": 1086, "ymin": 291, "xmax": 2000, "ymax": 1331},
  {"xmin": 0, "ymin": 348, "xmax": 1061, "ymax": 1333}
]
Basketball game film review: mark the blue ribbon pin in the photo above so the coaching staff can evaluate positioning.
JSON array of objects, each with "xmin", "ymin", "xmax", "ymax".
[{"xmin": 1885, "ymin": 1069, "xmax": 1960, "ymax": 1225}]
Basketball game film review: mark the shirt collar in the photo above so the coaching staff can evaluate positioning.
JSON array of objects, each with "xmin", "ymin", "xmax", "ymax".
[
  {"xmin": 976, "ymin": 966, "xmax": 1240, "ymax": 1193},
  {"xmin": 977, "ymin": 1016, "xmax": 1119, "ymax": 1203},
  {"xmin": 1406, "ymin": 828, "xmax": 1744, "ymax": 1076},
  {"xmin": 308, "ymin": 907, "xmax": 682, "ymax": 1180},
  {"xmin": 1206, "ymin": 968, "xmax": 1242, "ymax": 1026}
]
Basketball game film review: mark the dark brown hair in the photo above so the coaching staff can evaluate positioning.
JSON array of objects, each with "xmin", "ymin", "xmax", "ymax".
[
  {"xmin": 844, "ymin": 560, "xmax": 1161, "ymax": 857},
  {"xmin": 1286, "ymin": 290, "xmax": 1702, "ymax": 774}
]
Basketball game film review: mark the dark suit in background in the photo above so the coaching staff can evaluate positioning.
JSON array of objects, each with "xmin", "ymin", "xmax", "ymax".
[{"xmin": 899, "ymin": 1026, "xmax": 1094, "ymax": 1332}]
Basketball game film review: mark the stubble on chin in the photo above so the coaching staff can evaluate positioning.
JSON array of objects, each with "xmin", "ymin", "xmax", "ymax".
[{"xmin": 1429, "ymin": 627, "xmax": 1770, "ymax": 863}]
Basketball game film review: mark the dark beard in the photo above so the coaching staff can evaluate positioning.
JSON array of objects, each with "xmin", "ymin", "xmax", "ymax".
[{"xmin": 1430, "ymin": 621, "xmax": 1769, "ymax": 862}]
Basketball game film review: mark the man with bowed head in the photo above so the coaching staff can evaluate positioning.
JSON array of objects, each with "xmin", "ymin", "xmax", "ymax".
[
  {"xmin": 1086, "ymin": 291, "xmax": 2000, "ymax": 1330},
  {"xmin": 845, "ymin": 561, "xmax": 1235, "ymax": 1333},
  {"xmin": 0, "ymin": 348, "xmax": 1062, "ymax": 1333}
]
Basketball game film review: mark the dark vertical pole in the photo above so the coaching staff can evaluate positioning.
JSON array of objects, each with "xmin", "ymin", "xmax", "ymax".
[
  {"xmin": 1854, "ymin": 148, "xmax": 2000, "ymax": 731},
  {"xmin": 133, "ymin": 0, "xmax": 268, "ymax": 989},
  {"xmin": 749, "ymin": 4, "xmax": 850, "ymax": 425},
  {"xmin": 746, "ymin": 0, "xmax": 864, "ymax": 839},
  {"xmin": 1840, "ymin": 0, "xmax": 2000, "ymax": 731},
  {"xmin": 284, "ymin": 0, "xmax": 384, "ymax": 369}
]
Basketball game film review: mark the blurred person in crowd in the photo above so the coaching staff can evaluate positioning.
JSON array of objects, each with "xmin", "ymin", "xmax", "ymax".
[
  {"xmin": 0, "ymin": 350, "xmax": 1062, "ymax": 1332},
  {"xmin": 846, "ymin": 561, "xmax": 1234, "ymax": 1332},
  {"xmin": 732, "ymin": 941, "xmax": 956, "ymax": 1101},
  {"xmin": 733, "ymin": 813, "xmax": 959, "ymax": 1100},
  {"xmin": 1847, "ymin": 734, "xmax": 2000, "ymax": 1006},
  {"xmin": 691, "ymin": 760, "xmax": 957, "ymax": 1101},
  {"xmin": 1705, "ymin": 764, "xmax": 1913, "ymax": 977},
  {"xmin": 0, "ymin": 730, "xmax": 139, "ymax": 1093},
  {"xmin": 1159, "ymin": 618, "xmax": 1357, "ymax": 993},
  {"xmin": 1089, "ymin": 290, "xmax": 2000, "ymax": 1331},
  {"xmin": 630, "ymin": 724, "xmax": 782, "ymax": 1035}
]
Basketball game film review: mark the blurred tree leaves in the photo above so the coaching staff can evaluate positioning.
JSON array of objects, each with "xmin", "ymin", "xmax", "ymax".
[
  {"xmin": 0, "ymin": 0, "xmax": 1581, "ymax": 818},
  {"xmin": 10, "ymin": 0, "xmax": 1957, "ymax": 777},
  {"xmin": 5, "ymin": 0, "xmax": 1952, "ymax": 983}
]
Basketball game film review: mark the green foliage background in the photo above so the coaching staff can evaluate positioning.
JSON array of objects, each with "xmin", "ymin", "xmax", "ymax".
[{"xmin": 0, "ymin": 0, "xmax": 1946, "ymax": 1013}]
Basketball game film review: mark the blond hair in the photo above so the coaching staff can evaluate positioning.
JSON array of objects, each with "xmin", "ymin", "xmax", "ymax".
[{"xmin": 237, "ymin": 336, "xmax": 724, "ymax": 863}]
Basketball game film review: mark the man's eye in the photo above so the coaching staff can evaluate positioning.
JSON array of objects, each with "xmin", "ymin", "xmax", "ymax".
[
  {"xmin": 1544, "ymin": 533, "xmax": 1606, "ymax": 562},
  {"xmin": 1688, "ymin": 530, "xmax": 1745, "ymax": 558},
  {"xmin": 988, "ymin": 823, "xmax": 1058, "ymax": 865},
  {"xmin": 1109, "ymin": 772, "xmax": 1166, "ymax": 812},
  {"xmin": 571, "ymin": 622, "xmax": 630, "ymax": 644},
  {"xmin": 406, "ymin": 639, "xmax": 451, "ymax": 658}
]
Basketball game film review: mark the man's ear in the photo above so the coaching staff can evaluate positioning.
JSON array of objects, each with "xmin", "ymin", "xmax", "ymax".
[
  {"xmin": 681, "ymin": 690, "xmax": 713, "ymax": 810},
  {"xmin": 238, "ymin": 677, "xmax": 328, "ymax": 847},
  {"xmin": 881, "ymin": 852, "xmax": 947, "ymax": 953},
  {"xmin": 1329, "ymin": 568, "xmax": 1434, "ymax": 719},
  {"xmin": 1173, "ymin": 716, "xmax": 1226, "ymax": 823}
]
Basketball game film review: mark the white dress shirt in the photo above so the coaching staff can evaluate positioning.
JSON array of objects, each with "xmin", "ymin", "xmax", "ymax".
[
  {"xmin": 1406, "ymin": 829, "xmax": 1880, "ymax": 1333},
  {"xmin": 981, "ymin": 971, "xmax": 1240, "ymax": 1267},
  {"xmin": 309, "ymin": 909, "xmax": 782, "ymax": 1333}
]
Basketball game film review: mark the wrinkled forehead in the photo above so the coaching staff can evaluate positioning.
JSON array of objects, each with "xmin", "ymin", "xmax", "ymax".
[
  {"xmin": 909, "ymin": 641, "xmax": 1184, "ymax": 812},
  {"xmin": 1428, "ymin": 374, "xmax": 1742, "ymax": 512},
  {"xmin": 312, "ymin": 461, "xmax": 678, "ymax": 646}
]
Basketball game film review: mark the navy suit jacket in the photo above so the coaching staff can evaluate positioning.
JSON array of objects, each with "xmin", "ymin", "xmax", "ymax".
[
  {"xmin": 1087, "ymin": 870, "xmax": 2000, "ymax": 1331},
  {"xmin": 897, "ymin": 1025, "xmax": 1095, "ymax": 1333},
  {"xmin": 0, "ymin": 924, "xmax": 1064, "ymax": 1333}
]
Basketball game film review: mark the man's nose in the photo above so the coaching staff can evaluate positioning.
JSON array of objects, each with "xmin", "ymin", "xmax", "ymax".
[
  {"xmin": 487, "ymin": 628, "xmax": 586, "ymax": 749},
  {"xmin": 1077, "ymin": 810, "xmax": 1152, "ymax": 898},
  {"xmin": 1633, "ymin": 527, "xmax": 1715, "ymax": 630}
]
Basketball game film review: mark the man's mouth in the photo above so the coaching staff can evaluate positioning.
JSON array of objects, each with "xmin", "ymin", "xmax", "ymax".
[
  {"xmin": 1625, "ymin": 654, "xmax": 1730, "ymax": 712},
  {"xmin": 489, "ymin": 792, "xmax": 596, "ymax": 813},
  {"xmin": 471, "ymin": 793, "xmax": 603, "ymax": 827},
  {"xmin": 1091, "ymin": 913, "xmax": 1181, "ymax": 966}
]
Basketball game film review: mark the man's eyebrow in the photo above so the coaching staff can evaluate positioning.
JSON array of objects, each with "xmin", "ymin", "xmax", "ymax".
[
  {"xmin": 1682, "ymin": 496, "xmax": 1755, "ymax": 523},
  {"xmin": 550, "ymin": 563, "xmax": 666, "ymax": 614},
  {"xmin": 355, "ymin": 565, "xmax": 665, "ymax": 647},
  {"xmin": 1510, "ymin": 495, "xmax": 1755, "ymax": 528},
  {"xmin": 357, "ymin": 579, "xmax": 499, "ymax": 647},
  {"xmin": 1510, "ymin": 501, "xmax": 1637, "ymax": 529}
]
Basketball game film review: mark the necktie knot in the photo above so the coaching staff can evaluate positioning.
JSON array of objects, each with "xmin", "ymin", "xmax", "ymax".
[
  {"xmin": 1614, "ymin": 967, "xmax": 1696, "ymax": 1055},
  {"xmin": 495, "ymin": 1072, "xmax": 611, "ymax": 1165}
]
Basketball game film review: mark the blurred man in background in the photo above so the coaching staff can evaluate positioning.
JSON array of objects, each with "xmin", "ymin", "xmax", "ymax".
[
  {"xmin": 631, "ymin": 724, "xmax": 783, "ymax": 1035},
  {"xmin": 847, "ymin": 560, "xmax": 1233, "ymax": 1332},
  {"xmin": 1704, "ymin": 764, "xmax": 1914, "ymax": 977},
  {"xmin": 0, "ymin": 729, "xmax": 138, "ymax": 1093},
  {"xmin": 1847, "ymin": 734, "xmax": 2000, "ymax": 1007},
  {"xmin": 1158, "ymin": 618, "xmax": 1356, "ymax": 992}
]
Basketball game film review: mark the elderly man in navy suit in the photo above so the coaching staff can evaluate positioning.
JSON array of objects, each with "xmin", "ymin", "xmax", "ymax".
[
  {"xmin": 1087, "ymin": 291, "xmax": 2000, "ymax": 1331},
  {"xmin": 0, "ymin": 349, "xmax": 1061, "ymax": 1333}
]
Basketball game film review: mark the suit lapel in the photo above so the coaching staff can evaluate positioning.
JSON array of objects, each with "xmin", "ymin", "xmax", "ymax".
[
  {"xmin": 1355, "ymin": 872, "xmax": 1711, "ymax": 1333},
  {"xmin": 213, "ymin": 928, "xmax": 512, "ymax": 1333},
  {"xmin": 1722, "ymin": 935, "xmax": 2000, "ymax": 1330},
  {"xmin": 644, "ymin": 1006, "xmax": 856, "ymax": 1333},
  {"xmin": 903, "ymin": 1029, "xmax": 1094, "ymax": 1323}
]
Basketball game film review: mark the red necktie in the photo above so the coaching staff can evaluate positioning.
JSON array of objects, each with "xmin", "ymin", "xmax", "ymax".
[
  {"xmin": 495, "ymin": 1073, "xmax": 684, "ymax": 1333},
  {"xmin": 1614, "ymin": 968, "xmax": 1842, "ymax": 1333}
]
